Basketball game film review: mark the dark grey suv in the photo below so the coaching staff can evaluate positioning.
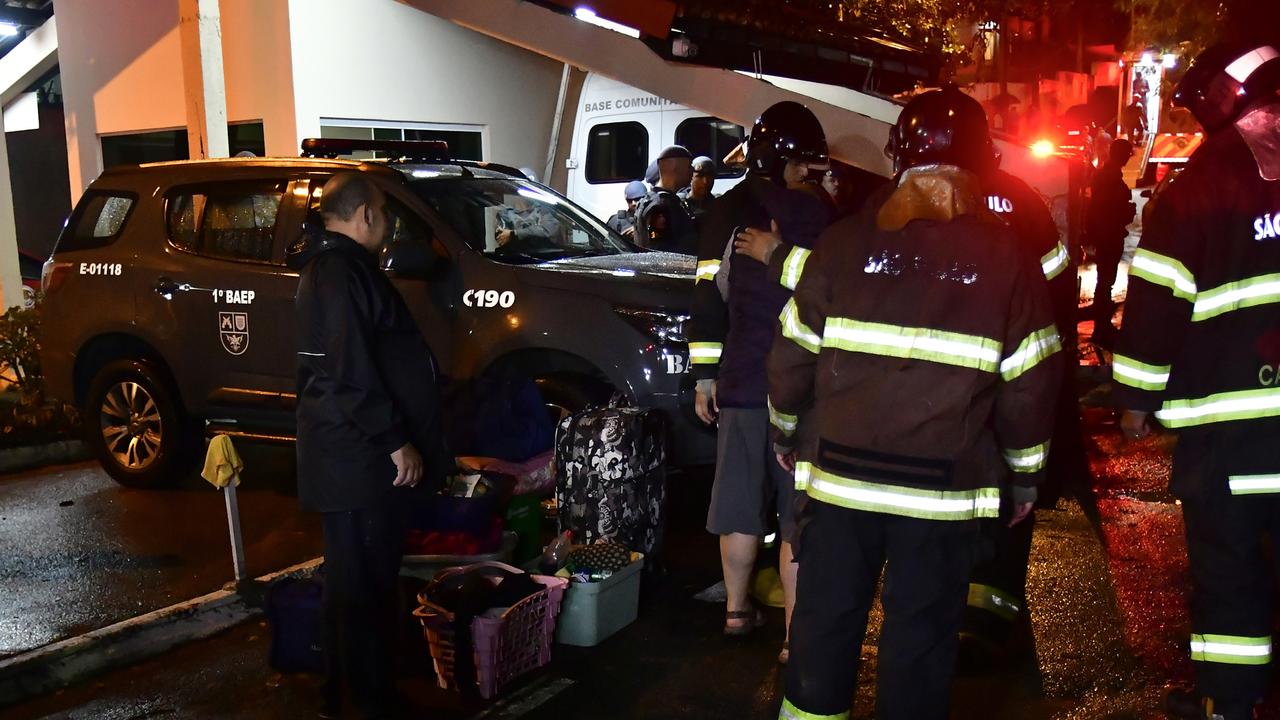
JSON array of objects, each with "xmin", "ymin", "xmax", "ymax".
[{"xmin": 40, "ymin": 141, "xmax": 710, "ymax": 487}]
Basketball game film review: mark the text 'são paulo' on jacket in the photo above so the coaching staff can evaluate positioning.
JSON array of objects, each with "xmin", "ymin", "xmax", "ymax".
[{"xmin": 767, "ymin": 167, "xmax": 1065, "ymax": 520}]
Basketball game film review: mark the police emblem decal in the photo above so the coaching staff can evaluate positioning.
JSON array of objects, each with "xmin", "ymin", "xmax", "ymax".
[{"xmin": 219, "ymin": 312, "xmax": 249, "ymax": 355}]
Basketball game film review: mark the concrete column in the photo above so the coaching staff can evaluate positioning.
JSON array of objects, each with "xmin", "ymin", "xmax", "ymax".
[
  {"xmin": 179, "ymin": 0, "xmax": 228, "ymax": 159},
  {"xmin": 0, "ymin": 107, "xmax": 22, "ymax": 310}
]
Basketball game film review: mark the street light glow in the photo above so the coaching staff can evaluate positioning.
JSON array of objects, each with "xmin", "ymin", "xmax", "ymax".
[
  {"xmin": 1162, "ymin": 53, "xmax": 1178, "ymax": 68},
  {"xmin": 0, "ymin": 23, "xmax": 19, "ymax": 37},
  {"xmin": 574, "ymin": 8, "xmax": 641, "ymax": 38}
]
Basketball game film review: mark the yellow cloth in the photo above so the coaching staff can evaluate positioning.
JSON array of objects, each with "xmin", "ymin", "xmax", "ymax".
[
  {"xmin": 202, "ymin": 435, "xmax": 243, "ymax": 489},
  {"xmin": 751, "ymin": 567, "xmax": 786, "ymax": 609},
  {"xmin": 876, "ymin": 165, "xmax": 996, "ymax": 232}
]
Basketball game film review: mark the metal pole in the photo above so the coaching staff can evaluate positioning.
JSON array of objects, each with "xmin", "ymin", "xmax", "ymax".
[
  {"xmin": 543, "ymin": 62, "xmax": 571, "ymax": 187},
  {"xmin": 223, "ymin": 483, "xmax": 247, "ymax": 582}
]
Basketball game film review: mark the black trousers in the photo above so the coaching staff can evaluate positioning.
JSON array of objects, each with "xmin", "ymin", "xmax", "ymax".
[
  {"xmin": 1092, "ymin": 242, "xmax": 1125, "ymax": 330},
  {"xmin": 321, "ymin": 505, "xmax": 408, "ymax": 717},
  {"xmin": 783, "ymin": 500, "xmax": 980, "ymax": 720},
  {"xmin": 1182, "ymin": 491, "xmax": 1280, "ymax": 707}
]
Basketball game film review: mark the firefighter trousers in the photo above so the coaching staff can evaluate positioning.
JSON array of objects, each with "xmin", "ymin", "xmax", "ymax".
[
  {"xmin": 780, "ymin": 500, "xmax": 981, "ymax": 720},
  {"xmin": 1181, "ymin": 490, "xmax": 1280, "ymax": 707}
]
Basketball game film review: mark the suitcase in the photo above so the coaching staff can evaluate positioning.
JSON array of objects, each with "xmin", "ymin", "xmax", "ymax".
[
  {"xmin": 266, "ymin": 576, "xmax": 325, "ymax": 674},
  {"xmin": 555, "ymin": 405, "xmax": 666, "ymax": 554}
]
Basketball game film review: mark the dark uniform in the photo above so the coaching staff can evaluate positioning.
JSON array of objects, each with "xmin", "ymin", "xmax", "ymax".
[
  {"xmin": 963, "ymin": 169, "xmax": 1089, "ymax": 657},
  {"xmin": 635, "ymin": 188, "xmax": 698, "ymax": 254},
  {"xmin": 770, "ymin": 88, "xmax": 1063, "ymax": 720},
  {"xmin": 1114, "ymin": 44, "xmax": 1280, "ymax": 720},
  {"xmin": 1087, "ymin": 146, "xmax": 1137, "ymax": 339},
  {"xmin": 291, "ymin": 229, "xmax": 450, "ymax": 717}
]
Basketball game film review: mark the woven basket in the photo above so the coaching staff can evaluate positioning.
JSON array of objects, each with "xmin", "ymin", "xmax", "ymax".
[{"xmin": 413, "ymin": 561, "xmax": 568, "ymax": 699}]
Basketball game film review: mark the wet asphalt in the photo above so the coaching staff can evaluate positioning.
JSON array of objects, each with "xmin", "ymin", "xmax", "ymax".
[{"xmin": 0, "ymin": 442, "xmax": 321, "ymax": 659}]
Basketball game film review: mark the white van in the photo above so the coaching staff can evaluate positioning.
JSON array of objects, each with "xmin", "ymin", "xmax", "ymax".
[{"xmin": 565, "ymin": 73, "xmax": 747, "ymax": 223}]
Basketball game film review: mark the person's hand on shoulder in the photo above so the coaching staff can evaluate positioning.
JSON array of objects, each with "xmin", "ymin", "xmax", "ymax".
[
  {"xmin": 391, "ymin": 442, "xmax": 423, "ymax": 487},
  {"xmin": 734, "ymin": 220, "xmax": 783, "ymax": 264}
]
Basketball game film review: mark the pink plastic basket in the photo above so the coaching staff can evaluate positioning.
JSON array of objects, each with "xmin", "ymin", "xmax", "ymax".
[{"xmin": 413, "ymin": 561, "xmax": 568, "ymax": 699}]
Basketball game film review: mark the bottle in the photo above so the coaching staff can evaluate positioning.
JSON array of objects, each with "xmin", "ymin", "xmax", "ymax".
[{"xmin": 538, "ymin": 530, "xmax": 573, "ymax": 574}]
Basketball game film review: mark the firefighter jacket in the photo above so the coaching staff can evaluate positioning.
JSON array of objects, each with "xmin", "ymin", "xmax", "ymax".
[
  {"xmin": 765, "ymin": 171, "xmax": 1074, "ymax": 344},
  {"xmin": 767, "ymin": 166, "xmax": 1064, "ymax": 521},
  {"xmin": 687, "ymin": 175, "xmax": 828, "ymax": 386},
  {"xmin": 1112, "ymin": 118, "xmax": 1280, "ymax": 497}
]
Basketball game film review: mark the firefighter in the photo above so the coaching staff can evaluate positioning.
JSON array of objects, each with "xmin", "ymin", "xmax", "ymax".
[
  {"xmin": 1112, "ymin": 44, "xmax": 1280, "ymax": 720},
  {"xmin": 770, "ymin": 87, "xmax": 1063, "ymax": 720},
  {"xmin": 961, "ymin": 148, "xmax": 1091, "ymax": 668},
  {"xmin": 688, "ymin": 101, "xmax": 830, "ymax": 661}
]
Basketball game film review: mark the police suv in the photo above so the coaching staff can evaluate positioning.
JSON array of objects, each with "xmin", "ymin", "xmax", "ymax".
[{"xmin": 40, "ymin": 139, "xmax": 709, "ymax": 487}]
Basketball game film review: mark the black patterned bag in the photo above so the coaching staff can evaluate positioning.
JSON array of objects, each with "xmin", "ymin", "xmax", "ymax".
[{"xmin": 555, "ymin": 406, "xmax": 666, "ymax": 555}]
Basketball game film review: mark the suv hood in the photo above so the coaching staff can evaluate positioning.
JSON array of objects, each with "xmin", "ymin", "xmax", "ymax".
[{"xmin": 518, "ymin": 251, "xmax": 694, "ymax": 308}]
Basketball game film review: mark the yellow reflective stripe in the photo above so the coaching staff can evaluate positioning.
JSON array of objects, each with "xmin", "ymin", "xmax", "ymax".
[
  {"xmin": 688, "ymin": 342, "xmax": 722, "ymax": 365},
  {"xmin": 768, "ymin": 398, "xmax": 798, "ymax": 434},
  {"xmin": 823, "ymin": 318, "xmax": 1002, "ymax": 373},
  {"xmin": 1002, "ymin": 440, "xmax": 1050, "ymax": 473},
  {"xmin": 779, "ymin": 298, "xmax": 822, "ymax": 354},
  {"xmin": 967, "ymin": 582, "xmax": 1022, "ymax": 621},
  {"xmin": 1156, "ymin": 387, "xmax": 1280, "ymax": 428},
  {"xmin": 780, "ymin": 698, "xmax": 849, "ymax": 720},
  {"xmin": 1190, "ymin": 634, "xmax": 1271, "ymax": 665},
  {"xmin": 1112, "ymin": 353, "xmax": 1171, "ymax": 392},
  {"xmin": 999, "ymin": 325, "xmax": 1061, "ymax": 381},
  {"xmin": 1229, "ymin": 474, "xmax": 1280, "ymax": 495},
  {"xmin": 1040, "ymin": 242, "xmax": 1069, "ymax": 281},
  {"xmin": 1192, "ymin": 273, "xmax": 1280, "ymax": 321},
  {"xmin": 1129, "ymin": 248, "xmax": 1197, "ymax": 301},
  {"xmin": 695, "ymin": 259, "xmax": 721, "ymax": 283},
  {"xmin": 781, "ymin": 246, "xmax": 811, "ymax": 291},
  {"xmin": 796, "ymin": 462, "xmax": 1001, "ymax": 520}
]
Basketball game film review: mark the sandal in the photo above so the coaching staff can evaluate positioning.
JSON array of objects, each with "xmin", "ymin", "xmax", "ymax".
[{"xmin": 723, "ymin": 605, "xmax": 765, "ymax": 636}]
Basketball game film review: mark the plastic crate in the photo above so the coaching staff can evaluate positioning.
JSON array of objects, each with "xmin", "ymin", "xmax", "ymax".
[
  {"xmin": 413, "ymin": 561, "xmax": 568, "ymax": 699},
  {"xmin": 554, "ymin": 554, "xmax": 643, "ymax": 647}
]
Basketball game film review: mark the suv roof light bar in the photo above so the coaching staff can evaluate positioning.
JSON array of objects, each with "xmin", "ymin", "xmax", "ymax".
[{"xmin": 300, "ymin": 137, "xmax": 452, "ymax": 162}]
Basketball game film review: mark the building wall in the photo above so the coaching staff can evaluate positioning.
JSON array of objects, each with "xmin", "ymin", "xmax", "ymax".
[
  {"xmin": 54, "ymin": 0, "xmax": 564, "ymax": 202},
  {"xmin": 285, "ymin": 0, "xmax": 564, "ymax": 170}
]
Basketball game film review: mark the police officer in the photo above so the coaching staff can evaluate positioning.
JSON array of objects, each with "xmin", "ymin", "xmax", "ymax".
[
  {"xmin": 690, "ymin": 101, "xmax": 831, "ymax": 661},
  {"xmin": 680, "ymin": 155, "xmax": 718, "ymax": 224},
  {"xmin": 634, "ymin": 145, "xmax": 698, "ymax": 254},
  {"xmin": 769, "ymin": 89, "xmax": 1062, "ymax": 720},
  {"xmin": 1113, "ymin": 44, "xmax": 1280, "ymax": 720},
  {"xmin": 607, "ymin": 180, "xmax": 647, "ymax": 238}
]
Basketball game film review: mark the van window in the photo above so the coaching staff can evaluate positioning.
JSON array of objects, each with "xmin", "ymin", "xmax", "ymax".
[
  {"xmin": 585, "ymin": 122, "xmax": 648, "ymax": 184},
  {"xmin": 166, "ymin": 181, "xmax": 285, "ymax": 263},
  {"xmin": 59, "ymin": 192, "xmax": 136, "ymax": 251},
  {"xmin": 675, "ymin": 117, "xmax": 747, "ymax": 178}
]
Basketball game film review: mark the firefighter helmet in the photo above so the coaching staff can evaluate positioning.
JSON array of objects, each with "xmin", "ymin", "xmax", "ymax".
[
  {"xmin": 745, "ymin": 101, "xmax": 828, "ymax": 184},
  {"xmin": 887, "ymin": 86, "xmax": 997, "ymax": 177},
  {"xmin": 1173, "ymin": 44, "xmax": 1280, "ymax": 133}
]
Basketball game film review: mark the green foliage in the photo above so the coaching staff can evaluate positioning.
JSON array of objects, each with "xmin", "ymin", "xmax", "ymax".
[{"xmin": 0, "ymin": 298, "xmax": 80, "ymax": 449}]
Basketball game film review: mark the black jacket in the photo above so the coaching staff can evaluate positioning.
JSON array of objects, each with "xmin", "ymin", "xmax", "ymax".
[
  {"xmin": 1113, "ymin": 119, "xmax": 1280, "ymax": 499},
  {"xmin": 636, "ymin": 189, "xmax": 698, "ymax": 254},
  {"xmin": 290, "ymin": 230, "xmax": 450, "ymax": 512},
  {"xmin": 1087, "ymin": 161, "xmax": 1136, "ymax": 251}
]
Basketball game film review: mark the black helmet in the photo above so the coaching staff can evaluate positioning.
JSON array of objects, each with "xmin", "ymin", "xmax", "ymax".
[
  {"xmin": 888, "ymin": 86, "xmax": 997, "ymax": 177},
  {"xmin": 745, "ymin": 101, "xmax": 828, "ymax": 183},
  {"xmin": 1173, "ymin": 44, "xmax": 1280, "ymax": 133}
]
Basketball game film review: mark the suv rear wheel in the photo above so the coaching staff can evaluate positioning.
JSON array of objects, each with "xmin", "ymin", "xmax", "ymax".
[
  {"xmin": 84, "ymin": 359, "xmax": 192, "ymax": 488},
  {"xmin": 535, "ymin": 375, "xmax": 613, "ymax": 424}
]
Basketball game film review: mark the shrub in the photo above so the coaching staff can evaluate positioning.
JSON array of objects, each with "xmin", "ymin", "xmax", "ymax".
[{"xmin": 0, "ymin": 299, "xmax": 80, "ymax": 449}]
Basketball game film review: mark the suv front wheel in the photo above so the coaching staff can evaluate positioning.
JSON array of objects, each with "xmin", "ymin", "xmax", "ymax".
[{"xmin": 84, "ymin": 359, "xmax": 192, "ymax": 488}]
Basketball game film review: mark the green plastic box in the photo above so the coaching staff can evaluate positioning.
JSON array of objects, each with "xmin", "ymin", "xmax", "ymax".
[{"xmin": 553, "ymin": 556, "xmax": 643, "ymax": 647}]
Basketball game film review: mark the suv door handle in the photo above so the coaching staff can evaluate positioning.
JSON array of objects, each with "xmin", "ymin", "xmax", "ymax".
[{"xmin": 154, "ymin": 277, "xmax": 180, "ymax": 296}]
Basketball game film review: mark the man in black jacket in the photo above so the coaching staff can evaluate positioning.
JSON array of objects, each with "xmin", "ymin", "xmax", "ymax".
[{"xmin": 291, "ymin": 172, "xmax": 449, "ymax": 719}]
